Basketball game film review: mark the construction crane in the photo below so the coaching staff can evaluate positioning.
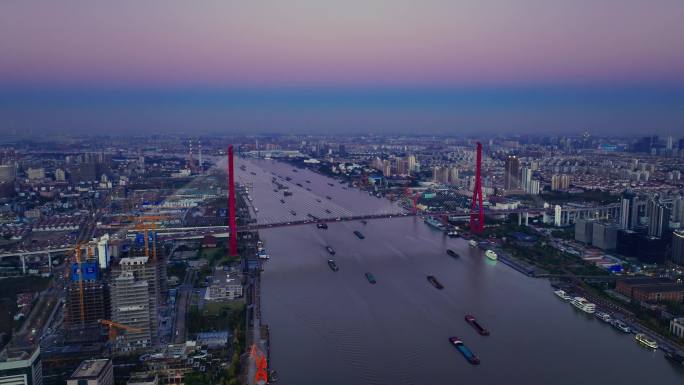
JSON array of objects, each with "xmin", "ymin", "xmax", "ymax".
[
  {"xmin": 99, "ymin": 319, "xmax": 143, "ymax": 342},
  {"xmin": 71, "ymin": 241, "xmax": 87, "ymax": 325},
  {"xmin": 133, "ymin": 215, "xmax": 168, "ymax": 259}
]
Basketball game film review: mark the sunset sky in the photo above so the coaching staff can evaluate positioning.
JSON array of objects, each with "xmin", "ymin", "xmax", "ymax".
[{"xmin": 1, "ymin": 0, "xmax": 683, "ymax": 135}]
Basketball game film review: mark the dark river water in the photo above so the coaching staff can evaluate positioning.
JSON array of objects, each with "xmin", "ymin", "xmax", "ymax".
[{"xmin": 235, "ymin": 158, "xmax": 684, "ymax": 385}]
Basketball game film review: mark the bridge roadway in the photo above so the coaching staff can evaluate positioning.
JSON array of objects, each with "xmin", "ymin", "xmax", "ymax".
[{"xmin": 0, "ymin": 208, "xmax": 545, "ymax": 258}]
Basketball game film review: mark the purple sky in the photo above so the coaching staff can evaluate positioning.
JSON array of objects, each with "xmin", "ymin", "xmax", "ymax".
[
  {"xmin": 1, "ymin": 0, "xmax": 683, "ymax": 88},
  {"xmin": 0, "ymin": 1, "xmax": 683, "ymax": 136}
]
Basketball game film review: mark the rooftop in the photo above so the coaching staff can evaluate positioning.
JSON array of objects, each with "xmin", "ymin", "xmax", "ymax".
[{"xmin": 71, "ymin": 359, "xmax": 110, "ymax": 379}]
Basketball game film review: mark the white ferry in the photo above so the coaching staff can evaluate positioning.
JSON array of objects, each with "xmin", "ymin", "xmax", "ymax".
[
  {"xmin": 468, "ymin": 240, "xmax": 477, "ymax": 247},
  {"xmin": 570, "ymin": 297, "xmax": 596, "ymax": 314},
  {"xmin": 485, "ymin": 250, "xmax": 498, "ymax": 261},
  {"xmin": 635, "ymin": 333, "xmax": 658, "ymax": 349}
]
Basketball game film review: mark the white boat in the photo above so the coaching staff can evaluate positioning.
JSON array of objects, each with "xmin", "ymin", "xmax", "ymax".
[
  {"xmin": 485, "ymin": 250, "xmax": 498, "ymax": 261},
  {"xmin": 570, "ymin": 297, "xmax": 596, "ymax": 314},
  {"xmin": 468, "ymin": 240, "xmax": 477, "ymax": 247},
  {"xmin": 635, "ymin": 333, "xmax": 658, "ymax": 349},
  {"xmin": 595, "ymin": 311, "xmax": 612, "ymax": 323},
  {"xmin": 554, "ymin": 289, "xmax": 572, "ymax": 301},
  {"xmin": 612, "ymin": 320, "xmax": 631, "ymax": 333}
]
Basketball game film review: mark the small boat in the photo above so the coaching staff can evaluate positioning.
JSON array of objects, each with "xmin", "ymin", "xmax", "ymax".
[
  {"xmin": 316, "ymin": 223, "xmax": 328, "ymax": 229},
  {"xmin": 447, "ymin": 229, "xmax": 459, "ymax": 237},
  {"xmin": 448, "ymin": 337, "xmax": 480, "ymax": 365},
  {"xmin": 595, "ymin": 311, "xmax": 612, "ymax": 323},
  {"xmin": 326, "ymin": 196, "xmax": 332, "ymax": 200},
  {"xmin": 468, "ymin": 240, "xmax": 477, "ymax": 247},
  {"xmin": 280, "ymin": 199, "xmax": 285, "ymax": 203},
  {"xmin": 465, "ymin": 315, "xmax": 490, "ymax": 336},
  {"xmin": 353, "ymin": 230, "xmax": 365, "ymax": 239},
  {"xmin": 635, "ymin": 333, "xmax": 658, "ymax": 349},
  {"xmin": 485, "ymin": 250, "xmax": 497, "ymax": 261},
  {"xmin": 290, "ymin": 210, "xmax": 297, "ymax": 215},
  {"xmin": 427, "ymin": 276, "xmax": 444, "ymax": 290},
  {"xmin": 664, "ymin": 349, "xmax": 684, "ymax": 365},
  {"xmin": 316, "ymin": 199, "xmax": 322, "ymax": 202},
  {"xmin": 361, "ymin": 220, "xmax": 368, "ymax": 225},
  {"xmin": 446, "ymin": 249, "xmax": 459, "ymax": 258},
  {"xmin": 269, "ymin": 370, "xmax": 280, "ymax": 382},
  {"xmin": 326, "ymin": 246, "xmax": 336, "ymax": 255},
  {"xmin": 325, "ymin": 209, "xmax": 332, "ymax": 214},
  {"xmin": 327, "ymin": 259, "xmax": 339, "ymax": 271},
  {"xmin": 365, "ymin": 273, "xmax": 376, "ymax": 284},
  {"xmin": 554, "ymin": 289, "xmax": 572, "ymax": 301},
  {"xmin": 612, "ymin": 320, "xmax": 631, "ymax": 333}
]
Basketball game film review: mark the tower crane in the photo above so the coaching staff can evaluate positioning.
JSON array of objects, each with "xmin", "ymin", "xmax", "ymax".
[{"xmin": 99, "ymin": 319, "xmax": 144, "ymax": 342}]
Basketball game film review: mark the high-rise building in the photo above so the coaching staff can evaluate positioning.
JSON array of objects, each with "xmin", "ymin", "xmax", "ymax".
[
  {"xmin": 67, "ymin": 359, "xmax": 114, "ymax": 385},
  {"xmin": 504, "ymin": 156, "xmax": 520, "ymax": 190},
  {"xmin": 551, "ymin": 174, "xmax": 570, "ymax": 191},
  {"xmin": 647, "ymin": 195, "xmax": 670, "ymax": 238},
  {"xmin": 111, "ymin": 269, "xmax": 153, "ymax": 352},
  {"xmin": 382, "ymin": 160, "xmax": 391, "ymax": 177},
  {"xmin": 529, "ymin": 179, "xmax": 540, "ymax": 195},
  {"xmin": 520, "ymin": 167, "xmax": 532, "ymax": 192},
  {"xmin": 448, "ymin": 166, "xmax": 459, "ymax": 185},
  {"xmin": 592, "ymin": 222, "xmax": 619, "ymax": 250},
  {"xmin": 619, "ymin": 190, "xmax": 639, "ymax": 230},
  {"xmin": 672, "ymin": 230, "xmax": 684, "ymax": 266},
  {"xmin": 407, "ymin": 155, "xmax": 416, "ymax": 175},
  {"xmin": 0, "ymin": 347, "xmax": 42, "ymax": 385},
  {"xmin": 575, "ymin": 218, "xmax": 595, "ymax": 244}
]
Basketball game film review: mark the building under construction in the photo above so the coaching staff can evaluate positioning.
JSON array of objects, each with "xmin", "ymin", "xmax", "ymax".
[
  {"xmin": 109, "ymin": 230, "xmax": 166, "ymax": 352},
  {"xmin": 110, "ymin": 267, "xmax": 153, "ymax": 352},
  {"xmin": 64, "ymin": 243, "xmax": 110, "ymax": 343}
]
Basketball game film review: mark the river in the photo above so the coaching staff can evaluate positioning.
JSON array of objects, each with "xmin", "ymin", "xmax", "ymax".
[{"xmin": 235, "ymin": 158, "xmax": 684, "ymax": 385}]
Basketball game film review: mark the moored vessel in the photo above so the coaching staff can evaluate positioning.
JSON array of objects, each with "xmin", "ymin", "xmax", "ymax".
[
  {"xmin": 424, "ymin": 217, "xmax": 444, "ymax": 230},
  {"xmin": 612, "ymin": 319, "xmax": 631, "ymax": 333},
  {"xmin": 635, "ymin": 333, "xmax": 658, "ymax": 349},
  {"xmin": 664, "ymin": 349, "xmax": 684, "ymax": 365},
  {"xmin": 595, "ymin": 311, "xmax": 612, "ymax": 323},
  {"xmin": 485, "ymin": 250, "xmax": 497, "ymax": 261},
  {"xmin": 316, "ymin": 223, "xmax": 328, "ymax": 229},
  {"xmin": 570, "ymin": 297, "xmax": 596, "ymax": 314},
  {"xmin": 554, "ymin": 289, "xmax": 572, "ymax": 301},
  {"xmin": 468, "ymin": 240, "xmax": 477, "ymax": 247}
]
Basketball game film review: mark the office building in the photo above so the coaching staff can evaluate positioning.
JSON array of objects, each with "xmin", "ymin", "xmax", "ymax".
[
  {"xmin": 591, "ymin": 222, "xmax": 618, "ymax": 250},
  {"xmin": 0, "ymin": 347, "xmax": 42, "ymax": 385},
  {"xmin": 504, "ymin": 156, "xmax": 520, "ymax": 190},
  {"xmin": 620, "ymin": 190, "xmax": 638, "ymax": 230},
  {"xmin": 647, "ymin": 195, "xmax": 670, "ymax": 238},
  {"xmin": 574, "ymin": 218, "xmax": 594, "ymax": 244},
  {"xmin": 67, "ymin": 359, "xmax": 114, "ymax": 385}
]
